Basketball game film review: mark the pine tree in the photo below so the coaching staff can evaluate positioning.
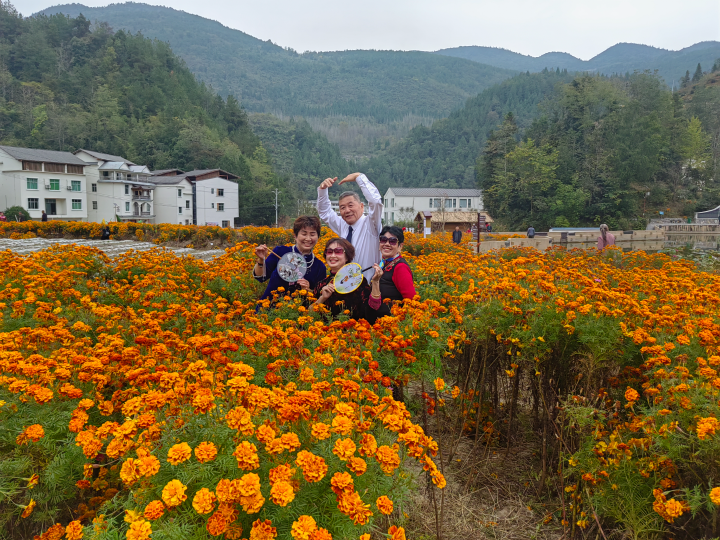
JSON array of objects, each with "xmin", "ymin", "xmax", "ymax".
[
  {"xmin": 681, "ymin": 70, "xmax": 691, "ymax": 87},
  {"xmin": 692, "ymin": 63, "xmax": 703, "ymax": 82},
  {"xmin": 712, "ymin": 58, "xmax": 720, "ymax": 73}
]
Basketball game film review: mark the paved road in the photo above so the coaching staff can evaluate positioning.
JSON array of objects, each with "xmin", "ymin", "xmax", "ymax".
[{"xmin": 0, "ymin": 238, "xmax": 222, "ymax": 261}]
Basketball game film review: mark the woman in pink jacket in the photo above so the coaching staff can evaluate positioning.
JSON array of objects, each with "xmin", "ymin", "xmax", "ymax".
[{"xmin": 597, "ymin": 224, "xmax": 616, "ymax": 249}]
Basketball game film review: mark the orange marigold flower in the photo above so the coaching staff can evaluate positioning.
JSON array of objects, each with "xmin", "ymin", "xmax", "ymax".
[
  {"xmin": 664, "ymin": 498, "xmax": 684, "ymax": 520},
  {"xmin": 375, "ymin": 444, "xmax": 401, "ymax": 475},
  {"xmin": 347, "ymin": 457, "xmax": 367, "ymax": 476},
  {"xmin": 192, "ymin": 488, "xmax": 217, "ymax": 514},
  {"xmin": 194, "ymin": 441, "xmax": 218, "ymax": 463},
  {"xmin": 280, "ymin": 432, "xmax": 301, "ymax": 451},
  {"xmin": 359, "ymin": 433, "xmax": 377, "ymax": 457},
  {"xmin": 331, "ymin": 415, "xmax": 354, "ymax": 435},
  {"xmin": 143, "ymin": 500, "xmax": 164, "ymax": 520},
  {"xmin": 255, "ymin": 424, "xmax": 276, "ymax": 444},
  {"xmin": 120, "ymin": 459, "xmax": 141, "ymax": 486},
  {"xmin": 225, "ymin": 406, "xmax": 255, "ymax": 435},
  {"xmin": 376, "ymin": 495, "xmax": 394, "ymax": 515},
  {"xmin": 710, "ymin": 487, "xmax": 720, "ymax": 505},
  {"xmin": 310, "ymin": 529, "xmax": 332, "ymax": 540},
  {"xmin": 250, "ymin": 519, "xmax": 277, "ymax": 540},
  {"xmin": 269, "ymin": 464, "xmax": 295, "ymax": 485},
  {"xmin": 233, "ymin": 441, "xmax": 260, "ymax": 470},
  {"xmin": 17, "ymin": 424, "xmax": 44, "ymax": 445},
  {"xmin": 625, "ymin": 387, "xmax": 640, "ymax": 403},
  {"xmin": 161, "ymin": 480, "xmax": 187, "ymax": 508},
  {"xmin": 206, "ymin": 511, "xmax": 229, "ymax": 536},
  {"xmin": 433, "ymin": 378, "xmax": 445, "ymax": 391},
  {"xmin": 167, "ymin": 442, "xmax": 192, "ymax": 465},
  {"xmin": 291, "ymin": 515, "xmax": 317, "ymax": 540},
  {"xmin": 126, "ymin": 520, "xmax": 152, "ymax": 540},
  {"xmin": 696, "ymin": 417, "xmax": 720, "ymax": 440},
  {"xmin": 311, "ymin": 423, "xmax": 331, "ymax": 440},
  {"xmin": 330, "ymin": 472, "xmax": 354, "ymax": 495},
  {"xmin": 337, "ymin": 491, "xmax": 372, "ymax": 525},
  {"xmin": 333, "ymin": 438, "xmax": 356, "ymax": 461},
  {"xmin": 21, "ymin": 499, "xmax": 36, "ymax": 518},
  {"xmin": 388, "ymin": 525, "xmax": 406, "ymax": 540},
  {"xmin": 295, "ymin": 450, "xmax": 328, "ymax": 483},
  {"xmin": 270, "ymin": 480, "xmax": 295, "ymax": 506},
  {"xmin": 65, "ymin": 520, "xmax": 84, "ymax": 540}
]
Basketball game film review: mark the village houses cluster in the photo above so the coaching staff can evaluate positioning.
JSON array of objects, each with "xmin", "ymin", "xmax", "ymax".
[
  {"xmin": 0, "ymin": 144, "xmax": 492, "ymax": 231},
  {"xmin": 0, "ymin": 145, "xmax": 239, "ymax": 227}
]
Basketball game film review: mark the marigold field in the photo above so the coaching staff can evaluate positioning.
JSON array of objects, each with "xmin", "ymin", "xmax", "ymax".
[{"xmin": 1, "ymin": 225, "xmax": 719, "ymax": 540}]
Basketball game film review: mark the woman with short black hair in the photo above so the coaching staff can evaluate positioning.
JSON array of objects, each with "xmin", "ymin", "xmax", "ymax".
[
  {"xmin": 372, "ymin": 225, "xmax": 416, "ymax": 316},
  {"xmin": 254, "ymin": 216, "xmax": 326, "ymax": 304}
]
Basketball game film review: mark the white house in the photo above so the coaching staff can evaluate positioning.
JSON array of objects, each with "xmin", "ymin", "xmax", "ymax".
[
  {"xmin": 74, "ymin": 149, "xmax": 155, "ymax": 223},
  {"xmin": 149, "ymin": 170, "xmax": 194, "ymax": 225},
  {"xmin": 0, "ymin": 145, "xmax": 89, "ymax": 221},
  {"xmin": 150, "ymin": 169, "xmax": 239, "ymax": 228},
  {"xmin": 382, "ymin": 188, "xmax": 483, "ymax": 225}
]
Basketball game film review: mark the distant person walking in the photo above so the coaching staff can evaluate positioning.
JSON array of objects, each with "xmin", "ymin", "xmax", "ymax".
[
  {"xmin": 41, "ymin": 210, "xmax": 47, "ymax": 222},
  {"xmin": 526, "ymin": 225, "xmax": 535, "ymax": 238},
  {"xmin": 0, "ymin": 212, "xmax": 6, "ymax": 222},
  {"xmin": 486, "ymin": 223, "xmax": 492, "ymax": 233},
  {"xmin": 317, "ymin": 172, "xmax": 383, "ymax": 280},
  {"xmin": 452, "ymin": 226, "xmax": 462, "ymax": 244},
  {"xmin": 597, "ymin": 224, "xmax": 615, "ymax": 249}
]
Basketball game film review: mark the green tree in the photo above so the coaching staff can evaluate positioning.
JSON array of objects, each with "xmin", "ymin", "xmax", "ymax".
[{"xmin": 692, "ymin": 63, "xmax": 703, "ymax": 82}]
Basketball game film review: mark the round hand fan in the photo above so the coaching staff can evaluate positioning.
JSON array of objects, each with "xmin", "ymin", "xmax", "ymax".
[
  {"xmin": 333, "ymin": 263, "xmax": 365, "ymax": 294},
  {"xmin": 276, "ymin": 252, "xmax": 307, "ymax": 283}
]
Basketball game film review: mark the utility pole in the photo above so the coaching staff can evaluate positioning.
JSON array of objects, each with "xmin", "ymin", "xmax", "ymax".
[{"xmin": 273, "ymin": 189, "xmax": 279, "ymax": 227}]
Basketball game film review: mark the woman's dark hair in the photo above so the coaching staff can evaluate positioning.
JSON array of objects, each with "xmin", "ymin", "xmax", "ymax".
[
  {"xmin": 324, "ymin": 237, "xmax": 355, "ymax": 263},
  {"xmin": 293, "ymin": 215, "xmax": 321, "ymax": 236},
  {"xmin": 380, "ymin": 225, "xmax": 404, "ymax": 244}
]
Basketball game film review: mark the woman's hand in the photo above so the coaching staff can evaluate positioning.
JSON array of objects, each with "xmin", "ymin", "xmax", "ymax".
[
  {"xmin": 319, "ymin": 282, "xmax": 335, "ymax": 301},
  {"xmin": 371, "ymin": 264, "xmax": 383, "ymax": 284},
  {"xmin": 254, "ymin": 244, "xmax": 269, "ymax": 264},
  {"xmin": 296, "ymin": 278, "xmax": 310, "ymax": 291}
]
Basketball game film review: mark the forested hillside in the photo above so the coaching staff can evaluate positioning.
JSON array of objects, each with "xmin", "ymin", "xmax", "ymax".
[
  {"xmin": 479, "ymin": 69, "xmax": 720, "ymax": 230},
  {"xmin": 39, "ymin": 3, "xmax": 517, "ymax": 157},
  {"xmin": 362, "ymin": 69, "xmax": 575, "ymax": 193},
  {"xmin": 437, "ymin": 41, "xmax": 720, "ymax": 85}
]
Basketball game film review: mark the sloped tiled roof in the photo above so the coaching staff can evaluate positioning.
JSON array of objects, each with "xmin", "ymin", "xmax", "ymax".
[
  {"xmin": 148, "ymin": 176, "xmax": 189, "ymax": 185},
  {"xmin": 151, "ymin": 169, "xmax": 186, "ymax": 176},
  {"xmin": 386, "ymin": 188, "xmax": 482, "ymax": 197},
  {"xmin": 0, "ymin": 145, "xmax": 87, "ymax": 166},
  {"xmin": 75, "ymin": 149, "xmax": 136, "ymax": 165}
]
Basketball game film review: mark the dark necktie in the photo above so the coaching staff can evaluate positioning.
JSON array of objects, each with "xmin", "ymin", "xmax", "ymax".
[{"xmin": 346, "ymin": 226, "xmax": 353, "ymax": 244}]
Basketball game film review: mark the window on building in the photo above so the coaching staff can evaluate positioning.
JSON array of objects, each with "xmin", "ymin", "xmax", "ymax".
[
  {"xmin": 384, "ymin": 212, "xmax": 388, "ymax": 221},
  {"xmin": 384, "ymin": 199, "xmax": 388, "ymax": 206},
  {"xmin": 433, "ymin": 198, "xmax": 441, "ymax": 208},
  {"xmin": 178, "ymin": 207, "xmax": 183, "ymax": 214},
  {"xmin": 178, "ymin": 188, "xmax": 182, "ymax": 197},
  {"xmin": 91, "ymin": 183, "xmax": 97, "ymax": 192},
  {"xmin": 211, "ymin": 203, "xmax": 215, "ymax": 209},
  {"xmin": 391, "ymin": 212, "xmax": 395, "ymax": 223},
  {"xmin": 125, "ymin": 202, "xmax": 130, "ymax": 212},
  {"xmin": 71, "ymin": 180, "xmax": 81, "ymax": 191},
  {"xmin": 222, "ymin": 220, "xmax": 229, "ymax": 228},
  {"xmin": 28, "ymin": 198, "xmax": 39, "ymax": 210},
  {"xmin": 445, "ymin": 199, "xmax": 452, "ymax": 208},
  {"xmin": 217, "ymin": 188, "xmax": 224, "ymax": 197},
  {"xmin": 185, "ymin": 200, "xmax": 190, "ymax": 209},
  {"xmin": 67, "ymin": 165, "xmax": 83, "ymax": 174},
  {"xmin": 22, "ymin": 161, "xmax": 42, "ymax": 171},
  {"xmin": 49, "ymin": 179, "xmax": 60, "ymax": 191},
  {"xmin": 72, "ymin": 199, "xmax": 82, "ymax": 210},
  {"xmin": 429, "ymin": 198, "xmax": 433, "ymax": 208},
  {"xmin": 46, "ymin": 163, "xmax": 64, "ymax": 173},
  {"xmin": 211, "ymin": 188, "xmax": 215, "ymax": 194},
  {"xmin": 92, "ymin": 201, "xmax": 98, "ymax": 210},
  {"xmin": 124, "ymin": 185, "xmax": 129, "ymax": 195},
  {"xmin": 460, "ymin": 198, "xmax": 468, "ymax": 208},
  {"xmin": 391, "ymin": 198, "xmax": 395, "ymax": 207},
  {"xmin": 27, "ymin": 178, "xmax": 38, "ymax": 190},
  {"xmin": 453, "ymin": 199, "xmax": 457, "ymax": 208},
  {"xmin": 217, "ymin": 203, "xmax": 224, "ymax": 211},
  {"xmin": 185, "ymin": 220, "xmax": 190, "ymax": 225}
]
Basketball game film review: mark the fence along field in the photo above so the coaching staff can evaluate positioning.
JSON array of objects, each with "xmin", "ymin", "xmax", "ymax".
[{"xmin": 1, "ymin": 224, "xmax": 719, "ymax": 540}]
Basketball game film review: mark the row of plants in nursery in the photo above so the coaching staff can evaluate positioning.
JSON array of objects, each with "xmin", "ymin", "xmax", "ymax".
[{"xmin": 1, "ymin": 229, "xmax": 719, "ymax": 539}]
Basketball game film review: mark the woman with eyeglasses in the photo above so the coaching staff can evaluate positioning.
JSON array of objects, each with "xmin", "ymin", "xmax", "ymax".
[
  {"xmin": 372, "ymin": 226, "xmax": 416, "ymax": 317},
  {"xmin": 311, "ymin": 237, "xmax": 382, "ymax": 323}
]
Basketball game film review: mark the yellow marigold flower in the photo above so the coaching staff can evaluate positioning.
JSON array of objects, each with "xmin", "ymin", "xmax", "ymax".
[
  {"xmin": 65, "ymin": 520, "xmax": 84, "ymax": 540},
  {"xmin": 233, "ymin": 441, "xmax": 260, "ymax": 470},
  {"xmin": 333, "ymin": 438, "xmax": 356, "ymax": 461},
  {"xmin": 451, "ymin": 386, "xmax": 461, "ymax": 398},
  {"xmin": 26, "ymin": 474, "xmax": 39, "ymax": 488},
  {"xmin": 250, "ymin": 518, "xmax": 277, "ymax": 540},
  {"xmin": 359, "ymin": 433, "xmax": 377, "ymax": 457},
  {"xmin": 161, "ymin": 480, "xmax": 187, "ymax": 508},
  {"xmin": 347, "ymin": 457, "xmax": 367, "ymax": 476},
  {"xmin": 166, "ymin": 442, "xmax": 191, "ymax": 465},
  {"xmin": 21, "ymin": 499, "xmax": 36, "ymax": 518},
  {"xmin": 388, "ymin": 525, "xmax": 406, "ymax": 540},
  {"xmin": 291, "ymin": 515, "xmax": 317, "ymax": 540},
  {"xmin": 331, "ymin": 415, "xmax": 354, "ymax": 435},
  {"xmin": 311, "ymin": 423, "xmax": 331, "ymax": 440},
  {"xmin": 194, "ymin": 441, "xmax": 218, "ymax": 463},
  {"xmin": 433, "ymin": 378, "xmax": 445, "ymax": 391},
  {"xmin": 270, "ymin": 480, "xmax": 295, "ymax": 507},
  {"xmin": 126, "ymin": 520, "xmax": 152, "ymax": 540},
  {"xmin": 710, "ymin": 487, "xmax": 720, "ymax": 505},
  {"xmin": 236, "ymin": 473, "xmax": 262, "ymax": 497},
  {"xmin": 375, "ymin": 495, "xmax": 393, "ymax": 515},
  {"xmin": 696, "ymin": 417, "xmax": 720, "ymax": 440},
  {"xmin": 268, "ymin": 464, "xmax": 295, "ymax": 485},
  {"xmin": 143, "ymin": 500, "xmax": 164, "ymax": 520},
  {"xmin": 192, "ymin": 488, "xmax": 216, "ymax": 514},
  {"xmin": 375, "ymin": 444, "xmax": 401, "ymax": 475},
  {"xmin": 255, "ymin": 424, "xmax": 276, "ymax": 443},
  {"xmin": 120, "ymin": 459, "xmax": 141, "ymax": 486},
  {"xmin": 664, "ymin": 498, "xmax": 684, "ymax": 519},
  {"xmin": 624, "ymin": 387, "xmax": 640, "ymax": 403}
]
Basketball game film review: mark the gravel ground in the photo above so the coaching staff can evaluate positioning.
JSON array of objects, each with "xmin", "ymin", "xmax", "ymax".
[{"xmin": 0, "ymin": 238, "xmax": 223, "ymax": 261}]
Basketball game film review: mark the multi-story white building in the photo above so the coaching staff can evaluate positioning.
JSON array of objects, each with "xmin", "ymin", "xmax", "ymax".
[
  {"xmin": 150, "ymin": 169, "xmax": 239, "ymax": 228},
  {"xmin": 74, "ymin": 149, "xmax": 155, "ymax": 223},
  {"xmin": 382, "ymin": 188, "xmax": 483, "ymax": 225},
  {"xmin": 0, "ymin": 145, "xmax": 89, "ymax": 221},
  {"xmin": 149, "ymin": 170, "xmax": 194, "ymax": 225}
]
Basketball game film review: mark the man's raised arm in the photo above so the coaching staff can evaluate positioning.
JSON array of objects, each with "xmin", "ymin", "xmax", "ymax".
[{"xmin": 316, "ymin": 177, "xmax": 344, "ymax": 235}]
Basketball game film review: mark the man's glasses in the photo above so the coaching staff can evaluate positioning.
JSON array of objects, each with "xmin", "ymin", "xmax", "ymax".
[
  {"xmin": 379, "ymin": 236, "xmax": 399, "ymax": 245},
  {"xmin": 325, "ymin": 247, "xmax": 346, "ymax": 255}
]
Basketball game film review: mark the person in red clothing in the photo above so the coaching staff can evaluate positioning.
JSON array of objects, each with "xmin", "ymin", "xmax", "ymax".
[{"xmin": 371, "ymin": 225, "xmax": 416, "ymax": 318}]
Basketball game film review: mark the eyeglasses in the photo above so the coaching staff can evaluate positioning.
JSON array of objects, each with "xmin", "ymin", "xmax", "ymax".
[
  {"xmin": 325, "ymin": 247, "xmax": 346, "ymax": 255},
  {"xmin": 379, "ymin": 236, "xmax": 399, "ymax": 245}
]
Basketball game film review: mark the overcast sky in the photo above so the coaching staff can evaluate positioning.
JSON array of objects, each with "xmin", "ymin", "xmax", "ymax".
[{"xmin": 22, "ymin": 0, "xmax": 720, "ymax": 60}]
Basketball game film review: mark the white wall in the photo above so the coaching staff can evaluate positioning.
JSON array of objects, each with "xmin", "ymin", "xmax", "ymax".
[
  {"xmin": 154, "ymin": 180, "xmax": 193, "ymax": 225},
  {"xmin": 382, "ymin": 189, "xmax": 484, "ymax": 225},
  {"xmin": 0, "ymin": 149, "xmax": 88, "ymax": 221},
  {"xmin": 194, "ymin": 177, "xmax": 239, "ymax": 228},
  {"xmin": 81, "ymin": 163, "xmax": 155, "ymax": 223}
]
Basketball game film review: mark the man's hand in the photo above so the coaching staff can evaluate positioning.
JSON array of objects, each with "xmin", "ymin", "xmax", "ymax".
[
  {"xmin": 338, "ymin": 173, "xmax": 362, "ymax": 185},
  {"xmin": 319, "ymin": 177, "xmax": 337, "ymax": 190}
]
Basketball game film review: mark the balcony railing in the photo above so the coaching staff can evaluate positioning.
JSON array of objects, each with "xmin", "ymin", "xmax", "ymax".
[
  {"xmin": 132, "ymin": 194, "xmax": 152, "ymax": 201},
  {"xmin": 99, "ymin": 173, "xmax": 151, "ymax": 183},
  {"xmin": 133, "ymin": 211, "xmax": 152, "ymax": 217}
]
